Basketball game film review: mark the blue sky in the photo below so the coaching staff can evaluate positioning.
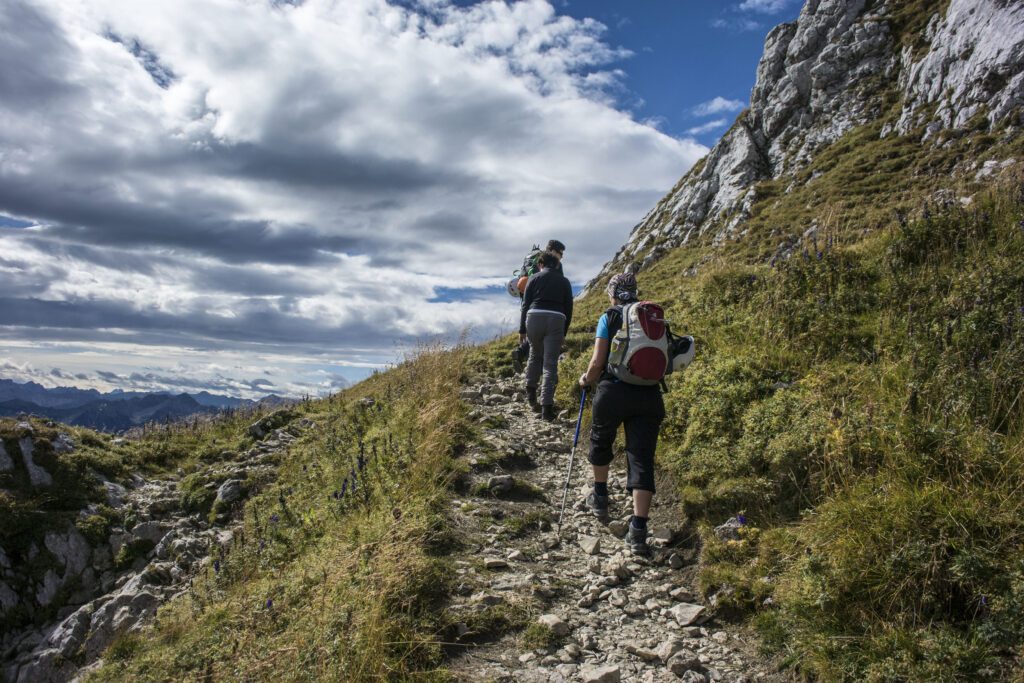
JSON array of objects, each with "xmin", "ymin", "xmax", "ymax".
[
  {"xmin": 0, "ymin": 0, "xmax": 803, "ymax": 397},
  {"xmin": 451, "ymin": 0, "xmax": 804, "ymax": 143}
]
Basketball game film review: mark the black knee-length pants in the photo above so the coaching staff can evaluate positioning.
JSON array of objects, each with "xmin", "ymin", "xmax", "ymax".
[{"xmin": 587, "ymin": 379, "xmax": 665, "ymax": 493}]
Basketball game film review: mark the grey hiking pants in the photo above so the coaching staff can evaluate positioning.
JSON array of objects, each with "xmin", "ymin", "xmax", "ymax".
[{"xmin": 525, "ymin": 310, "xmax": 565, "ymax": 406}]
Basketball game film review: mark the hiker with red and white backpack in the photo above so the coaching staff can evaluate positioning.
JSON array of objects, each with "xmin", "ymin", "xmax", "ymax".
[{"xmin": 577, "ymin": 270, "xmax": 693, "ymax": 556}]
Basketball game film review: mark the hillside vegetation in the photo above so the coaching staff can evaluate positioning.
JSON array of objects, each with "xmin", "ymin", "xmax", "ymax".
[
  {"xmin": 88, "ymin": 345, "xmax": 470, "ymax": 681},
  {"xmin": 473, "ymin": 162, "xmax": 1024, "ymax": 679}
]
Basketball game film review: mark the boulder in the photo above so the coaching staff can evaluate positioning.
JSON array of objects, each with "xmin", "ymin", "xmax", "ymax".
[
  {"xmin": 670, "ymin": 603, "xmax": 706, "ymax": 626},
  {"xmin": 215, "ymin": 479, "xmax": 243, "ymax": 504},
  {"xmin": 580, "ymin": 665, "xmax": 620, "ymax": 683},
  {"xmin": 104, "ymin": 481, "xmax": 128, "ymax": 507},
  {"xmin": 52, "ymin": 433, "xmax": 75, "ymax": 454},
  {"xmin": 44, "ymin": 527, "xmax": 91, "ymax": 577},
  {"xmin": 579, "ymin": 535, "xmax": 601, "ymax": 556},
  {"xmin": 36, "ymin": 570, "xmax": 61, "ymax": 607},
  {"xmin": 131, "ymin": 521, "xmax": 169, "ymax": 545},
  {"xmin": 486, "ymin": 475, "xmax": 514, "ymax": 494},
  {"xmin": 18, "ymin": 437, "xmax": 53, "ymax": 487},
  {"xmin": 537, "ymin": 613, "xmax": 570, "ymax": 637}
]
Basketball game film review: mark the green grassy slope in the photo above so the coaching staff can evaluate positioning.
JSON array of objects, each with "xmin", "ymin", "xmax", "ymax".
[
  {"xmin": 470, "ymin": 120, "xmax": 1024, "ymax": 677},
  {"xmin": 89, "ymin": 345, "xmax": 472, "ymax": 681}
]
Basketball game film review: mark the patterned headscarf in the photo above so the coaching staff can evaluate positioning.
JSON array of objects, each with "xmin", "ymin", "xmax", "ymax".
[{"xmin": 606, "ymin": 271, "xmax": 638, "ymax": 303}]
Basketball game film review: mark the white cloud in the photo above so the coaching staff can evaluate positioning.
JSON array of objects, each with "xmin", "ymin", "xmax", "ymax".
[
  {"xmin": 0, "ymin": 0, "xmax": 709, "ymax": 397},
  {"xmin": 691, "ymin": 96, "xmax": 746, "ymax": 117},
  {"xmin": 685, "ymin": 119, "xmax": 728, "ymax": 136},
  {"xmin": 710, "ymin": 17, "xmax": 763, "ymax": 32},
  {"xmin": 738, "ymin": 0, "xmax": 792, "ymax": 14}
]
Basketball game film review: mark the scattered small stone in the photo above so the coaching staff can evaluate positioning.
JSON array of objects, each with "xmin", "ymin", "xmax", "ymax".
[
  {"xmin": 537, "ymin": 613, "xmax": 570, "ymax": 637},
  {"xmin": 608, "ymin": 520, "xmax": 629, "ymax": 538},
  {"xmin": 580, "ymin": 664, "xmax": 621, "ymax": 683},
  {"xmin": 670, "ymin": 603, "xmax": 706, "ymax": 626},
  {"xmin": 714, "ymin": 518, "xmax": 743, "ymax": 541},
  {"xmin": 669, "ymin": 552, "xmax": 685, "ymax": 569},
  {"xmin": 711, "ymin": 630, "xmax": 729, "ymax": 644},
  {"xmin": 668, "ymin": 650, "xmax": 702, "ymax": 676},
  {"xmin": 487, "ymin": 475, "xmax": 515, "ymax": 493},
  {"xmin": 483, "ymin": 557, "xmax": 508, "ymax": 570},
  {"xmin": 579, "ymin": 535, "xmax": 601, "ymax": 555},
  {"xmin": 508, "ymin": 549, "xmax": 525, "ymax": 561}
]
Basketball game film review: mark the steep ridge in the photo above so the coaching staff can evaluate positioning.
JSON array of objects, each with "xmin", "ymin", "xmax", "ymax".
[{"xmin": 588, "ymin": 0, "xmax": 1024, "ymax": 287}]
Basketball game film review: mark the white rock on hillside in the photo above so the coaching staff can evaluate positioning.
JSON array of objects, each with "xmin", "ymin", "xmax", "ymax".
[
  {"xmin": 18, "ymin": 437, "xmax": 52, "ymax": 487},
  {"xmin": 896, "ymin": 0, "xmax": 1024, "ymax": 134},
  {"xmin": 586, "ymin": 0, "xmax": 1024, "ymax": 288}
]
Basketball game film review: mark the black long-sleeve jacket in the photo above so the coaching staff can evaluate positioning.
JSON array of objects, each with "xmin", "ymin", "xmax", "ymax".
[{"xmin": 519, "ymin": 267, "xmax": 574, "ymax": 335}]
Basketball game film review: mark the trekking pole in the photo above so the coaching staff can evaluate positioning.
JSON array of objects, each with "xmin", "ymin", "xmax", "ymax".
[{"xmin": 557, "ymin": 388, "xmax": 587, "ymax": 535}]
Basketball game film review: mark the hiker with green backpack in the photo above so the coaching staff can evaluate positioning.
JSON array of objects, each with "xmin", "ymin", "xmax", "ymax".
[
  {"xmin": 577, "ymin": 271, "xmax": 694, "ymax": 556},
  {"xmin": 508, "ymin": 240, "xmax": 566, "ymax": 372}
]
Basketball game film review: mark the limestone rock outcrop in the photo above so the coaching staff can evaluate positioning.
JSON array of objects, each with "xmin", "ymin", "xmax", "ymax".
[{"xmin": 588, "ymin": 0, "xmax": 1024, "ymax": 289}]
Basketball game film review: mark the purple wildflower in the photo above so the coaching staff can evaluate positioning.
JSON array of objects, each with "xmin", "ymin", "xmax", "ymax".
[
  {"xmin": 213, "ymin": 559, "xmax": 221, "ymax": 573},
  {"xmin": 270, "ymin": 513, "xmax": 280, "ymax": 524},
  {"xmin": 737, "ymin": 514, "xmax": 747, "ymax": 525},
  {"xmin": 266, "ymin": 599, "xmax": 273, "ymax": 609}
]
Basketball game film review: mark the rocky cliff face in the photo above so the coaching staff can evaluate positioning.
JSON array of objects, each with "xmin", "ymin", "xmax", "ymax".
[{"xmin": 589, "ymin": 0, "xmax": 1024, "ymax": 288}]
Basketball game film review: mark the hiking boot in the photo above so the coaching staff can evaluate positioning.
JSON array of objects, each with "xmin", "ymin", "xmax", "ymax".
[
  {"xmin": 586, "ymin": 491, "xmax": 610, "ymax": 522},
  {"xmin": 541, "ymin": 404, "xmax": 555, "ymax": 422},
  {"xmin": 626, "ymin": 522, "xmax": 652, "ymax": 557},
  {"xmin": 526, "ymin": 387, "xmax": 540, "ymax": 413}
]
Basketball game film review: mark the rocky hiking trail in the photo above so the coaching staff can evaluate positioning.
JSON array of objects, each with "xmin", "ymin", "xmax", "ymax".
[{"xmin": 444, "ymin": 376, "xmax": 789, "ymax": 683}]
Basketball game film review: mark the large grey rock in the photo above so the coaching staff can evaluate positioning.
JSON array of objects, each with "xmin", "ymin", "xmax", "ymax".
[
  {"xmin": 0, "ymin": 441, "xmax": 13, "ymax": 472},
  {"xmin": 44, "ymin": 527, "xmax": 91, "ymax": 577},
  {"xmin": 104, "ymin": 481, "xmax": 128, "ymax": 507},
  {"xmin": 18, "ymin": 437, "xmax": 52, "ymax": 487},
  {"xmin": 0, "ymin": 545, "xmax": 10, "ymax": 569},
  {"xmin": 580, "ymin": 665, "xmax": 620, "ymax": 683},
  {"xmin": 896, "ymin": 0, "xmax": 1024, "ymax": 133},
  {"xmin": 215, "ymin": 479, "xmax": 243, "ymax": 504},
  {"xmin": 537, "ymin": 613, "xmax": 570, "ymax": 637},
  {"xmin": 486, "ymin": 475, "xmax": 514, "ymax": 494},
  {"xmin": 36, "ymin": 570, "xmax": 61, "ymax": 607},
  {"xmin": 670, "ymin": 603, "xmax": 706, "ymax": 626},
  {"xmin": 52, "ymin": 433, "xmax": 75, "ymax": 455},
  {"xmin": 131, "ymin": 521, "xmax": 169, "ymax": 546}
]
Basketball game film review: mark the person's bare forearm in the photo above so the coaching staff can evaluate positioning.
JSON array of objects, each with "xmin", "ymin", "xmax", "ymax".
[{"xmin": 579, "ymin": 338, "xmax": 609, "ymax": 387}]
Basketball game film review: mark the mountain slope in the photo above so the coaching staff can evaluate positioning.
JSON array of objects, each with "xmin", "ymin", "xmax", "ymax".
[{"xmin": 587, "ymin": 0, "xmax": 1023, "ymax": 288}]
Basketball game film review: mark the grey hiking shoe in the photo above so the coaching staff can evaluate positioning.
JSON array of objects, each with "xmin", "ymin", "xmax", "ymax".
[
  {"xmin": 626, "ymin": 523, "xmax": 651, "ymax": 557},
  {"xmin": 541, "ymin": 404, "xmax": 556, "ymax": 421},
  {"xmin": 586, "ymin": 491, "xmax": 610, "ymax": 522}
]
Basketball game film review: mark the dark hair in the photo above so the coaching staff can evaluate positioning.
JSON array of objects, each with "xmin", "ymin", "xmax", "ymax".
[
  {"xmin": 538, "ymin": 250, "xmax": 560, "ymax": 268},
  {"xmin": 546, "ymin": 239, "xmax": 565, "ymax": 254}
]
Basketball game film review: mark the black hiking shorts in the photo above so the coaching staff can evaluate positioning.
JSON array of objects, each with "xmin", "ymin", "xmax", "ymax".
[{"xmin": 588, "ymin": 379, "xmax": 665, "ymax": 493}]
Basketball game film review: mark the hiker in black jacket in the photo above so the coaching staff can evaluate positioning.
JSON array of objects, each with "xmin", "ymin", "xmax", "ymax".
[
  {"xmin": 512, "ymin": 240, "xmax": 567, "ymax": 372},
  {"xmin": 520, "ymin": 250, "xmax": 573, "ymax": 421}
]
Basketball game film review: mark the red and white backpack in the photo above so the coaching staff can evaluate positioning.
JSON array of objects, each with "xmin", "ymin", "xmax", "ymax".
[{"xmin": 607, "ymin": 302, "xmax": 670, "ymax": 385}]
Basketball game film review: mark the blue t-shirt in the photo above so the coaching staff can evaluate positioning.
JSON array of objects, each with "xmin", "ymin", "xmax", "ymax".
[{"xmin": 595, "ymin": 313, "xmax": 611, "ymax": 340}]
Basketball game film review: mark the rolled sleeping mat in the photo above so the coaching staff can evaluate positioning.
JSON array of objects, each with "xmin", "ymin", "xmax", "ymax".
[{"xmin": 671, "ymin": 336, "xmax": 695, "ymax": 372}]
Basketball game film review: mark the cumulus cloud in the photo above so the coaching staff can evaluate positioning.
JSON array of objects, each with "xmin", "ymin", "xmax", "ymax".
[
  {"xmin": 0, "ymin": 0, "xmax": 707, "ymax": 396},
  {"xmin": 738, "ymin": 0, "xmax": 793, "ymax": 14},
  {"xmin": 685, "ymin": 119, "xmax": 728, "ymax": 136},
  {"xmin": 691, "ymin": 96, "xmax": 746, "ymax": 117}
]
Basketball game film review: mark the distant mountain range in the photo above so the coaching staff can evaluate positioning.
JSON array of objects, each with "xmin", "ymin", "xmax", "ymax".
[{"xmin": 0, "ymin": 379, "xmax": 288, "ymax": 432}]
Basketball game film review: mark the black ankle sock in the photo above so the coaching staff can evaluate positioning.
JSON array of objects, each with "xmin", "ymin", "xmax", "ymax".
[
  {"xmin": 630, "ymin": 515, "xmax": 648, "ymax": 530},
  {"xmin": 593, "ymin": 481, "xmax": 608, "ymax": 496}
]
